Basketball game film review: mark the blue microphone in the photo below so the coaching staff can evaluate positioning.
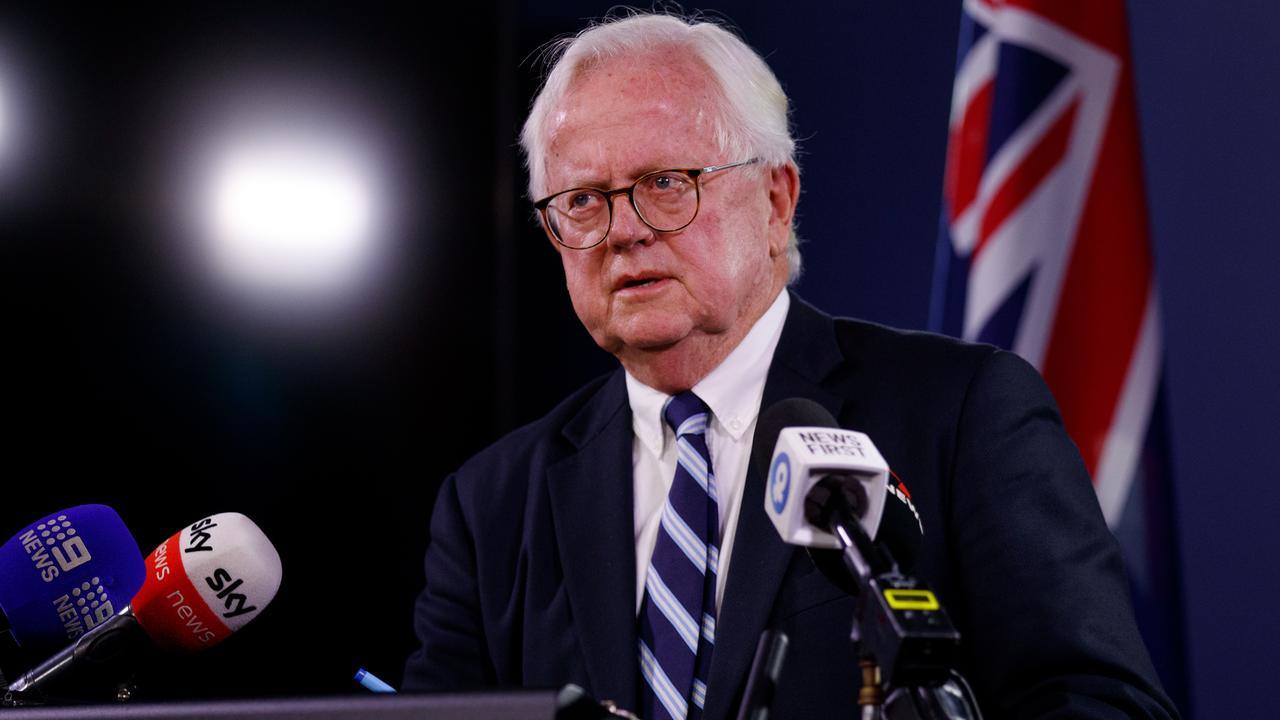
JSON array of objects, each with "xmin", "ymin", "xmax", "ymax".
[{"xmin": 0, "ymin": 505, "xmax": 146, "ymax": 654}]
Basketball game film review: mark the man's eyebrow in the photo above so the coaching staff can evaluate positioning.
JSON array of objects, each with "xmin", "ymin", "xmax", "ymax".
[
  {"xmin": 559, "ymin": 164, "xmax": 693, "ymax": 191},
  {"xmin": 565, "ymin": 176, "xmax": 613, "ymax": 190},
  {"xmin": 549, "ymin": 167, "xmax": 609, "ymax": 190}
]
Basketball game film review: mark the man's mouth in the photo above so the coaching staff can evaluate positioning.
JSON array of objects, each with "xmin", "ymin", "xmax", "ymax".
[{"xmin": 615, "ymin": 274, "xmax": 669, "ymax": 292}]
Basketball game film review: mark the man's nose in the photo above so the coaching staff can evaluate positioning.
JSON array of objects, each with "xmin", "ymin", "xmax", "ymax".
[{"xmin": 605, "ymin": 194, "xmax": 654, "ymax": 249}]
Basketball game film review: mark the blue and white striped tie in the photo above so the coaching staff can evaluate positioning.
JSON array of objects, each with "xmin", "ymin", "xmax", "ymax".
[{"xmin": 639, "ymin": 392, "xmax": 719, "ymax": 720}]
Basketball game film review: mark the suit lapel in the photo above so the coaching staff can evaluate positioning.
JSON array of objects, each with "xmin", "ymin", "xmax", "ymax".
[
  {"xmin": 542, "ymin": 295, "xmax": 846, "ymax": 719},
  {"xmin": 546, "ymin": 372, "xmax": 639, "ymax": 710},
  {"xmin": 703, "ymin": 294, "xmax": 847, "ymax": 720}
]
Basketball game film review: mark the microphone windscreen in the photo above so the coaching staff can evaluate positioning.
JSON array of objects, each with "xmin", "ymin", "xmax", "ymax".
[
  {"xmin": 753, "ymin": 397, "xmax": 839, "ymax": 473},
  {"xmin": 131, "ymin": 512, "xmax": 282, "ymax": 654},
  {"xmin": 0, "ymin": 505, "xmax": 145, "ymax": 652},
  {"xmin": 757, "ymin": 398, "xmax": 924, "ymax": 571}
]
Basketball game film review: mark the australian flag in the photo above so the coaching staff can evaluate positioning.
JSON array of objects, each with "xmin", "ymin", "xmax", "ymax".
[{"xmin": 930, "ymin": 0, "xmax": 1187, "ymax": 709}]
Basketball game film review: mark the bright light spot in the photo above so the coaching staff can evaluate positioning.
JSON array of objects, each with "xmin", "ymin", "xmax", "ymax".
[
  {"xmin": 200, "ymin": 134, "xmax": 379, "ymax": 301},
  {"xmin": 0, "ymin": 76, "xmax": 8, "ymax": 161}
]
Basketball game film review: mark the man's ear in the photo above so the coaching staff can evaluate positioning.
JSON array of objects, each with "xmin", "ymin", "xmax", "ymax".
[{"xmin": 766, "ymin": 163, "xmax": 800, "ymax": 257}]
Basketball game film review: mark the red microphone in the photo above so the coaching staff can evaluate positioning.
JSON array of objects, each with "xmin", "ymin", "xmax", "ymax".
[{"xmin": 133, "ymin": 512, "xmax": 281, "ymax": 653}]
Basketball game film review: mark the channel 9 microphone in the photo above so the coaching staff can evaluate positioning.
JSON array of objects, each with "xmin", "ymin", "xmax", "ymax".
[
  {"xmin": 5, "ymin": 512, "xmax": 282, "ymax": 696},
  {"xmin": 0, "ymin": 505, "xmax": 146, "ymax": 654}
]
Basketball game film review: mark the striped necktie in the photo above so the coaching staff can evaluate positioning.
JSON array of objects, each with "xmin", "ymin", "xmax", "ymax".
[{"xmin": 638, "ymin": 391, "xmax": 720, "ymax": 720}]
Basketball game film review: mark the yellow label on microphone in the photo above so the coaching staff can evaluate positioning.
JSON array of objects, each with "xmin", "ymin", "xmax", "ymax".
[{"xmin": 883, "ymin": 588, "xmax": 939, "ymax": 611}]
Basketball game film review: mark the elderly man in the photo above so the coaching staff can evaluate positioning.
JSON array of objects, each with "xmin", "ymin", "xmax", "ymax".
[{"xmin": 405, "ymin": 12, "xmax": 1177, "ymax": 720}]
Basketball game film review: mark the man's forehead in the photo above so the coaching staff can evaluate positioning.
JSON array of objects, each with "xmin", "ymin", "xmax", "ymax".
[
  {"xmin": 543, "ymin": 52, "xmax": 721, "ymax": 186},
  {"xmin": 545, "ymin": 108, "xmax": 715, "ymax": 186},
  {"xmin": 554, "ymin": 49, "xmax": 716, "ymax": 126},
  {"xmin": 551, "ymin": 97, "xmax": 710, "ymax": 146},
  {"xmin": 574, "ymin": 45, "xmax": 714, "ymax": 93}
]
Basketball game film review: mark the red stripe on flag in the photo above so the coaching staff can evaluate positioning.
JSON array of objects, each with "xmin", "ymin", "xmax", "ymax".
[
  {"xmin": 945, "ymin": 79, "xmax": 995, "ymax": 222},
  {"xmin": 1000, "ymin": 0, "xmax": 1128, "ymax": 55},
  {"xmin": 1040, "ymin": 22, "xmax": 1152, "ymax": 478},
  {"xmin": 973, "ymin": 97, "xmax": 1079, "ymax": 261}
]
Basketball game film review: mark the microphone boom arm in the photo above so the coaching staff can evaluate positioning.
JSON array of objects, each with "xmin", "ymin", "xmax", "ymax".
[{"xmin": 805, "ymin": 478, "xmax": 966, "ymax": 693}]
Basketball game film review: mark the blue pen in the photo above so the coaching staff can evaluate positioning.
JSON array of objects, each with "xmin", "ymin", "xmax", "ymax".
[{"xmin": 354, "ymin": 668, "xmax": 397, "ymax": 693}]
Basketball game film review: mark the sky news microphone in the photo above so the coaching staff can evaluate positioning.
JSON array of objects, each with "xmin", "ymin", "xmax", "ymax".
[
  {"xmin": 0, "ymin": 505, "xmax": 145, "ymax": 654},
  {"xmin": 5, "ymin": 512, "xmax": 282, "ymax": 696},
  {"xmin": 130, "ymin": 512, "xmax": 282, "ymax": 653}
]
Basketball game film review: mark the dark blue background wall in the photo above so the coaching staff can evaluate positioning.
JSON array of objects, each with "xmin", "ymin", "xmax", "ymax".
[{"xmin": 1127, "ymin": 4, "xmax": 1280, "ymax": 719}]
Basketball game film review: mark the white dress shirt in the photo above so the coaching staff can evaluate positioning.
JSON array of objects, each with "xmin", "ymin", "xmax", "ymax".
[{"xmin": 626, "ymin": 290, "xmax": 790, "ymax": 614}]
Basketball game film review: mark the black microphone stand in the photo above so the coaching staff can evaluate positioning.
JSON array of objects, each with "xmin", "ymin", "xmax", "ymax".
[{"xmin": 805, "ymin": 478, "xmax": 983, "ymax": 720}]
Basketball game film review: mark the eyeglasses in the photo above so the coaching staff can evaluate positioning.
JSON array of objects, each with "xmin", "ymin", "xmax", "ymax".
[{"xmin": 533, "ymin": 158, "xmax": 759, "ymax": 250}]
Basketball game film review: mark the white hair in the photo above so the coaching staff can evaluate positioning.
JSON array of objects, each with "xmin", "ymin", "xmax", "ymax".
[{"xmin": 519, "ymin": 11, "xmax": 803, "ymax": 283}]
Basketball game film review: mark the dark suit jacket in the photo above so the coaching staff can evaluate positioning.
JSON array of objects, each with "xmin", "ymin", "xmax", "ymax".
[{"xmin": 404, "ymin": 294, "xmax": 1178, "ymax": 720}]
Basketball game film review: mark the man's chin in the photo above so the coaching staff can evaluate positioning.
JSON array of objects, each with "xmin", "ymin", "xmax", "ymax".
[
  {"xmin": 607, "ymin": 318, "xmax": 694, "ymax": 355},
  {"xmin": 619, "ymin": 332, "xmax": 687, "ymax": 354}
]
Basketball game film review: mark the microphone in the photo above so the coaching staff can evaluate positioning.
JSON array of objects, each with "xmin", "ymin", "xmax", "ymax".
[
  {"xmin": 0, "ymin": 505, "xmax": 145, "ymax": 654},
  {"xmin": 755, "ymin": 398, "xmax": 889, "ymax": 551},
  {"xmin": 130, "ymin": 512, "xmax": 281, "ymax": 653},
  {"xmin": 5, "ymin": 512, "xmax": 282, "ymax": 696},
  {"xmin": 755, "ymin": 398, "xmax": 923, "ymax": 572},
  {"xmin": 755, "ymin": 398, "xmax": 959, "ymax": 689}
]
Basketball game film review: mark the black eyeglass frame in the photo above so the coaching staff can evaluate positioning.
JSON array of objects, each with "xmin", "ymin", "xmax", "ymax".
[{"xmin": 532, "ymin": 158, "xmax": 760, "ymax": 250}]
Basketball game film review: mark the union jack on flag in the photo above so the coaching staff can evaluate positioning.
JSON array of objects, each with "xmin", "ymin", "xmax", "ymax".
[{"xmin": 931, "ymin": 0, "xmax": 1185, "ymax": 704}]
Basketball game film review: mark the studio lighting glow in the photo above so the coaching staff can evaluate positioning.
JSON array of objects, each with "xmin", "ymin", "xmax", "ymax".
[
  {"xmin": 0, "ymin": 76, "xmax": 8, "ymax": 160},
  {"xmin": 0, "ymin": 40, "xmax": 43, "ymax": 199},
  {"xmin": 198, "ymin": 132, "xmax": 381, "ymax": 302},
  {"xmin": 151, "ymin": 62, "xmax": 416, "ymax": 334}
]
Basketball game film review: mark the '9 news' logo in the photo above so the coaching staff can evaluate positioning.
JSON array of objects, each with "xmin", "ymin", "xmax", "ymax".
[
  {"xmin": 19, "ymin": 514, "xmax": 93, "ymax": 583},
  {"xmin": 53, "ymin": 577, "xmax": 116, "ymax": 639},
  {"xmin": 770, "ymin": 453, "xmax": 792, "ymax": 514}
]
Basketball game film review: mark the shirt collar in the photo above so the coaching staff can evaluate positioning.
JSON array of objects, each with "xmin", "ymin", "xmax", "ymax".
[{"xmin": 626, "ymin": 290, "xmax": 790, "ymax": 457}]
